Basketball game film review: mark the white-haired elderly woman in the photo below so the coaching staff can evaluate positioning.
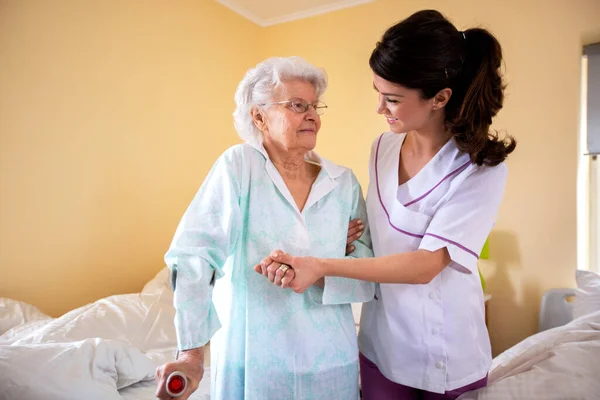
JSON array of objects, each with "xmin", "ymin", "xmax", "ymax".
[{"xmin": 154, "ymin": 56, "xmax": 374, "ymax": 400}]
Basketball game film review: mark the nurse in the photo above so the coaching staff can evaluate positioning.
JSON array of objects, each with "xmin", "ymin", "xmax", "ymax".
[{"xmin": 260, "ymin": 9, "xmax": 516, "ymax": 400}]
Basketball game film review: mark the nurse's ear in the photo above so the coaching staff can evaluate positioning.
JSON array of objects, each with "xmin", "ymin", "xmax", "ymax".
[
  {"xmin": 251, "ymin": 106, "xmax": 268, "ymax": 132},
  {"xmin": 431, "ymin": 88, "xmax": 452, "ymax": 110}
]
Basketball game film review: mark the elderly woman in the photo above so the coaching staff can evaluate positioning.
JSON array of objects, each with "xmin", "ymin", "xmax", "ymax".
[{"xmin": 154, "ymin": 56, "xmax": 374, "ymax": 400}]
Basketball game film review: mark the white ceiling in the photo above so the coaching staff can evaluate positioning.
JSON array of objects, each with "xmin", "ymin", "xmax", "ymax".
[{"xmin": 215, "ymin": 0, "xmax": 376, "ymax": 27}]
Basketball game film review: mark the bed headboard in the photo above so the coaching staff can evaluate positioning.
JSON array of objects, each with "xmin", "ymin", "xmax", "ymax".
[{"xmin": 537, "ymin": 288, "xmax": 576, "ymax": 332}]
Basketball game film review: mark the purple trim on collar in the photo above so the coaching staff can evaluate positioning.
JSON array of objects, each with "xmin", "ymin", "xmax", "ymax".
[
  {"xmin": 375, "ymin": 134, "xmax": 424, "ymax": 239},
  {"xmin": 403, "ymin": 160, "xmax": 471, "ymax": 207},
  {"xmin": 375, "ymin": 133, "xmax": 479, "ymax": 259}
]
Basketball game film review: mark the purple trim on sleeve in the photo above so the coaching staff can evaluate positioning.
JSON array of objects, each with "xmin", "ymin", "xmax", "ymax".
[
  {"xmin": 403, "ymin": 160, "xmax": 471, "ymax": 207},
  {"xmin": 424, "ymin": 233, "xmax": 479, "ymax": 258},
  {"xmin": 375, "ymin": 134, "xmax": 479, "ymax": 259},
  {"xmin": 375, "ymin": 134, "xmax": 424, "ymax": 239}
]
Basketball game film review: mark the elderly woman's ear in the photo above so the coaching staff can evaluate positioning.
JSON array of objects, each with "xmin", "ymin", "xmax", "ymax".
[{"xmin": 251, "ymin": 107, "xmax": 266, "ymax": 131}]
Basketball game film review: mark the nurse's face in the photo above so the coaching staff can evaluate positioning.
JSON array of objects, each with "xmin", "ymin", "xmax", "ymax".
[
  {"xmin": 259, "ymin": 80, "xmax": 322, "ymax": 153},
  {"xmin": 373, "ymin": 73, "xmax": 437, "ymax": 134}
]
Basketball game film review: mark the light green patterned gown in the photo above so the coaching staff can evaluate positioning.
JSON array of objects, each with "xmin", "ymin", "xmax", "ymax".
[{"xmin": 165, "ymin": 141, "xmax": 374, "ymax": 400}]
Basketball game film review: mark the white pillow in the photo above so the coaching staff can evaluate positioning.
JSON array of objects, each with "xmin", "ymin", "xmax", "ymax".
[
  {"xmin": 0, "ymin": 338, "xmax": 155, "ymax": 400},
  {"xmin": 3, "ymin": 268, "xmax": 176, "ymax": 351},
  {"xmin": 573, "ymin": 270, "xmax": 600, "ymax": 319},
  {"xmin": 0, "ymin": 298, "xmax": 51, "ymax": 335}
]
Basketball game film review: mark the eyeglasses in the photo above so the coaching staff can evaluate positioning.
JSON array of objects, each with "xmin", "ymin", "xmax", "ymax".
[{"xmin": 260, "ymin": 98, "xmax": 328, "ymax": 115}]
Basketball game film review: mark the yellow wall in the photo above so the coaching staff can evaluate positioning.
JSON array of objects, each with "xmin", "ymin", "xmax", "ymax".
[
  {"xmin": 261, "ymin": 0, "xmax": 600, "ymax": 354},
  {"xmin": 0, "ymin": 0, "xmax": 260, "ymax": 317},
  {"xmin": 1, "ymin": 0, "xmax": 599, "ymax": 355}
]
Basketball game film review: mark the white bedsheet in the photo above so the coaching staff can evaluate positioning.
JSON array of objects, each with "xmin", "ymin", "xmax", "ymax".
[
  {"xmin": 0, "ymin": 268, "xmax": 211, "ymax": 399},
  {"xmin": 3, "ymin": 269, "xmax": 598, "ymax": 400},
  {"xmin": 458, "ymin": 310, "xmax": 600, "ymax": 400}
]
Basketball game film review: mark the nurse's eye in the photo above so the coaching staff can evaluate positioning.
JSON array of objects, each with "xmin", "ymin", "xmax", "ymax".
[{"xmin": 385, "ymin": 98, "xmax": 399, "ymax": 104}]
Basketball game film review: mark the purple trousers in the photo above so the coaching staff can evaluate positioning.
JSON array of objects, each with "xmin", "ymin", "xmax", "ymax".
[{"xmin": 360, "ymin": 353, "xmax": 488, "ymax": 400}]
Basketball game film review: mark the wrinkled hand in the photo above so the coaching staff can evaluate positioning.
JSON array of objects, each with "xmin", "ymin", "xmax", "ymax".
[
  {"xmin": 252, "ymin": 219, "xmax": 362, "ymax": 288},
  {"xmin": 264, "ymin": 251, "xmax": 323, "ymax": 294},
  {"xmin": 346, "ymin": 219, "xmax": 364, "ymax": 255},
  {"xmin": 253, "ymin": 250, "xmax": 295, "ymax": 288},
  {"xmin": 155, "ymin": 349, "xmax": 204, "ymax": 400}
]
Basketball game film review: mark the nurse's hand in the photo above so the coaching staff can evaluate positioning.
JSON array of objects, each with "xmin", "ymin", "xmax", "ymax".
[
  {"xmin": 155, "ymin": 348, "xmax": 204, "ymax": 400},
  {"xmin": 346, "ymin": 219, "xmax": 364, "ymax": 255},
  {"xmin": 268, "ymin": 251, "xmax": 323, "ymax": 294}
]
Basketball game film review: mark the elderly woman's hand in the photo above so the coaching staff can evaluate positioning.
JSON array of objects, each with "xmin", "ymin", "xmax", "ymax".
[
  {"xmin": 263, "ymin": 251, "xmax": 323, "ymax": 293},
  {"xmin": 346, "ymin": 219, "xmax": 364, "ymax": 255},
  {"xmin": 252, "ymin": 218, "xmax": 362, "ymax": 286},
  {"xmin": 253, "ymin": 251, "xmax": 295, "ymax": 287},
  {"xmin": 155, "ymin": 348, "xmax": 204, "ymax": 400}
]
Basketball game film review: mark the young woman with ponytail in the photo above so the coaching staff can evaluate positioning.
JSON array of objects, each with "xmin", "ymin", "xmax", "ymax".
[{"xmin": 256, "ymin": 9, "xmax": 516, "ymax": 399}]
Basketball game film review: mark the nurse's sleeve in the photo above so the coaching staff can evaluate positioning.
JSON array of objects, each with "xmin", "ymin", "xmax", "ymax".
[
  {"xmin": 419, "ymin": 163, "xmax": 508, "ymax": 274},
  {"xmin": 165, "ymin": 150, "xmax": 242, "ymax": 350},
  {"xmin": 310, "ymin": 172, "xmax": 376, "ymax": 305}
]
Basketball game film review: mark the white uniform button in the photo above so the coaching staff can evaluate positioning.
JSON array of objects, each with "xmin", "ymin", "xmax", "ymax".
[
  {"xmin": 436, "ymin": 361, "xmax": 445, "ymax": 369},
  {"xmin": 429, "ymin": 292, "xmax": 436, "ymax": 300},
  {"xmin": 432, "ymin": 327, "xmax": 439, "ymax": 335}
]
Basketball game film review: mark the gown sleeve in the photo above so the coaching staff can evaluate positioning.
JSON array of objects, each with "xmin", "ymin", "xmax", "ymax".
[
  {"xmin": 165, "ymin": 148, "xmax": 243, "ymax": 350},
  {"xmin": 309, "ymin": 172, "xmax": 376, "ymax": 305}
]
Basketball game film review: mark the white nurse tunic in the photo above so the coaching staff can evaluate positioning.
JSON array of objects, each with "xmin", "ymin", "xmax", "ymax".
[{"xmin": 358, "ymin": 132, "xmax": 508, "ymax": 393}]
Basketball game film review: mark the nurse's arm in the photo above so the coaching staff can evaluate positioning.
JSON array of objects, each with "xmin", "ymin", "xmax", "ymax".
[
  {"xmin": 320, "ymin": 248, "xmax": 451, "ymax": 284},
  {"xmin": 271, "ymin": 248, "xmax": 451, "ymax": 291}
]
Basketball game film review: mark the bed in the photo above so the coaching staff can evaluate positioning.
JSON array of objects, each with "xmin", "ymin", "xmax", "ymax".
[
  {"xmin": 458, "ymin": 269, "xmax": 600, "ymax": 400},
  {"xmin": 0, "ymin": 268, "xmax": 209, "ymax": 400},
  {"xmin": 1, "ymin": 269, "xmax": 598, "ymax": 400}
]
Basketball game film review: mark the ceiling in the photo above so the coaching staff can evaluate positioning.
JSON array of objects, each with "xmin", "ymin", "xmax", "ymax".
[{"xmin": 215, "ymin": 0, "xmax": 376, "ymax": 27}]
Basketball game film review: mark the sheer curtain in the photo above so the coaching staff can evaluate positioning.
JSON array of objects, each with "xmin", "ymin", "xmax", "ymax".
[{"xmin": 578, "ymin": 43, "xmax": 600, "ymax": 273}]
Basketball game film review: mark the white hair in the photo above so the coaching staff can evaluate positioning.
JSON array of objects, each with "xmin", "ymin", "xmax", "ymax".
[{"xmin": 233, "ymin": 56, "xmax": 328, "ymax": 143}]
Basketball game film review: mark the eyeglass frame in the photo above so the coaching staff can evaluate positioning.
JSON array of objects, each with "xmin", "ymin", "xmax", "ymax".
[{"xmin": 258, "ymin": 97, "xmax": 328, "ymax": 115}]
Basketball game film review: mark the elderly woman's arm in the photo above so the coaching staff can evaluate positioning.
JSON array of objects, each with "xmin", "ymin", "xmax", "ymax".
[
  {"xmin": 256, "ymin": 172, "xmax": 375, "ymax": 304},
  {"xmin": 156, "ymin": 149, "xmax": 243, "ymax": 399},
  {"xmin": 304, "ymin": 173, "xmax": 375, "ymax": 305},
  {"xmin": 166, "ymin": 150, "xmax": 242, "ymax": 350}
]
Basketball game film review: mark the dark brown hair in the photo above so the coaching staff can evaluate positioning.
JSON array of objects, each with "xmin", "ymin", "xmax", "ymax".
[{"xmin": 370, "ymin": 10, "xmax": 516, "ymax": 166}]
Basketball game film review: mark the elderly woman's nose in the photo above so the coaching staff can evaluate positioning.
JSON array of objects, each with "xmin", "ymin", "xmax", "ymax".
[{"xmin": 305, "ymin": 107, "xmax": 318, "ymax": 120}]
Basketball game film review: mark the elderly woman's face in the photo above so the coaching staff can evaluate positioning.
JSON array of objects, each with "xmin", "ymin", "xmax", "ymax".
[{"xmin": 260, "ymin": 80, "xmax": 321, "ymax": 152}]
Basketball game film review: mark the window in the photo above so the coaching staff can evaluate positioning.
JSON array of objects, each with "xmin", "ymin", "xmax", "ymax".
[{"xmin": 578, "ymin": 43, "xmax": 600, "ymax": 272}]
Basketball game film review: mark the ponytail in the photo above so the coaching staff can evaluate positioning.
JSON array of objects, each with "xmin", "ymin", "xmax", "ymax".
[{"xmin": 449, "ymin": 28, "xmax": 516, "ymax": 166}]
